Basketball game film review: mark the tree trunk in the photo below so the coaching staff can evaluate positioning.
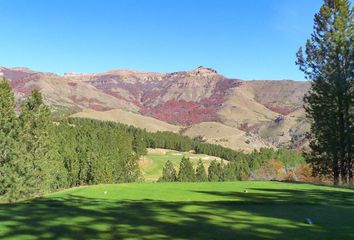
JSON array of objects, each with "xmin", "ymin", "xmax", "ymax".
[
  {"xmin": 338, "ymin": 101, "xmax": 347, "ymax": 184},
  {"xmin": 341, "ymin": 173, "xmax": 347, "ymax": 185},
  {"xmin": 344, "ymin": 99, "xmax": 353, "ymax": 186},
  {"xmin": 348, "ymin": 165, "xmax": 353, "ymax": 186},
  {"xmin": 333, "ymin": 155, "xmax": 339, "ymax": 186}
]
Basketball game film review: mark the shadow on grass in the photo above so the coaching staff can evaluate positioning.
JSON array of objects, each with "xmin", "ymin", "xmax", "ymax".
[
  {"xmin": 194, "ymin": 187, "xmax": 354, "ymax": 206},
  {"xmin": 0, "ymin": 187, "xmax": 353, "ymax": 239}
]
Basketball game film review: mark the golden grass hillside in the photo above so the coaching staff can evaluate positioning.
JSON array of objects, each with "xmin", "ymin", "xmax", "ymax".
[
  {"xmin": 71, "ymin": 108, "xmax": 181, "ymax": 133},
  {"xmin": 182, "ymin": 122, "xmax": 273, "ymax": 152}
]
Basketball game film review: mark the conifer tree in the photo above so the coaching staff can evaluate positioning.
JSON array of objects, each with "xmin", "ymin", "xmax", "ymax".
[
  {"xmin": 195, "ymin": 159, "xmax": 207, "ymax": 182},
  {"xmin": 178, "ymin": 156, "xmax": 195, "ymax": 182},
  {"xmin": 208, "ymin": 160, "xmax": 223, "ymax": 182},
  {"xmin": 0, "ymin": 79, "xmax": 17, "ymax": 136},
  {"xmin": 296, "ymin": 0, "xmax": 353, "ymax": 185},
  {"xmin": 159, "ymin": 160, "xmax": 177, "ymax": 182},
  {"xmin": 0, "ymin": 79, "xmax": 21, "ymax": 201},
  {"xmin": 18, "ymin": 90, "xmax": 58, "ymax": 195},
  {"xmin": 224, "ymin": 160, "xmax": 250, "ymax": 181},
  {"xmin": 132, "ymin": 132, "xmax": 148, "ymax": 156}
]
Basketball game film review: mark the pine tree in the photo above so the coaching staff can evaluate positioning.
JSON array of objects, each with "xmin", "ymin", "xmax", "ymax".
[
  {"xmin": 178, "ymin": 156, "xmax": 195, "ymax": 182},
  {"xmin": 296, "ymin": 0, "xmax": 353, "ymax": 185},
  {"xmin": 195, "ymin": 159, "xmax": 207, "ymax": 182},
  {"xmin": 132, "ymin": 132, "xmax": 147, "ymax": 156},
  {"xmin": 0, "ymin": 79, "xmax": 17, "ymax": 136},
  {"xmin": 224, "ymin": 160, "xmax": 250, "ymax": 181},
  {"xmin": 159, "ymin": 160, "xmax": 177, "ymax": 182},
  {"xmin": 208, "ymin": 160, "xmax": 223, "ymax": 182},
  {"xmin": 18, "ymin": 90, "xmax": 57, "ymax": 195},
  {"xmin": 0, "ymin": 79, "xmax": 22, "ymax": 201}
]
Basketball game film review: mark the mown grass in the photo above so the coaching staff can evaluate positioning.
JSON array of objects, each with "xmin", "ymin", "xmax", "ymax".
[
  {"xmin": 140, "ymin": 149, "xmax": 222, "ymax": 181},
  {"xmin": 0, "ymin": 181, "xmax": 353, "ymax": 239}
]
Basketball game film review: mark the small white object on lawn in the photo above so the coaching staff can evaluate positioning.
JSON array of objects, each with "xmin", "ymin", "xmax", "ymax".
[
  {"xmin": 104, "ymin": 191, "xmax": 107, "ymax": 195},
  {"xmin": 305, "ymin": 218, "xmax": 313, "ymax": 225},
  {"xmin": 244, "ymin": 189, "xmax": 248, "ymax": 193}
]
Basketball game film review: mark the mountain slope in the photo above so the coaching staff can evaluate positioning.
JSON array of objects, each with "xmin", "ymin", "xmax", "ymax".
[
  {"xmin": 0, "ymin": 66, "xmax": 137, "ymax": 112},
  {"xmin": 182, "ymin": 122, "xmax": 273, "ymax": 151},
  {"xmin": 246, "ymin": 80, "xmax": 310, "ymax": 115},
  {"xmin": 218, "ymin": 82, "xmax": 278, "ymax": 128},
  {"xmin": 0, "ymin": 66, "xmax": 310, "ymax": 150},
  {"xmin": 71, "ymin": 108, "xmax": 180, "ymax": 133}
]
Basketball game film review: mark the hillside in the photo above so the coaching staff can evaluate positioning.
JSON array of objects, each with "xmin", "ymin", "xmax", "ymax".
[
  {"xmin": 246, "ymin": 80, "xmax": 310, "ymax": 115},
  {"xmin": 0, "ymin": 66, "xmax": 310, "ymax": 150},
  {"xmin": 71, "ymin": 108, "xmax": 180, "ymax": 133},
  {"xmin": 183, "ymin": 122, "xmax": 273, "ymax": 151}
]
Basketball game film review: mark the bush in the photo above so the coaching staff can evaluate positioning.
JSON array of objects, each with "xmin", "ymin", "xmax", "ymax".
[{"xmin": 250, "ymin": 160, "xmax": 286, "ymax": 181}]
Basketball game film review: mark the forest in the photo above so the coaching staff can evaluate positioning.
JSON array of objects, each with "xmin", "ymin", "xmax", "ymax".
[{"xmin": 0, "ymin": 79, "xmax": 306, "ymax": 202}]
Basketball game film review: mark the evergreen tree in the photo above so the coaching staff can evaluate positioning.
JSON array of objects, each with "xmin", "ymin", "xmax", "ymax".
[
  {"xmin": 0, "ymin": 79, "xmax": 21, "ymax": 201},
  {"xmin": 18, "ymin": 90, "xmax": 59, "ymax": 196},
  {"xmin": 224, "ymin": 159, "xmax": 250, "ymax": 181},
  {"xmin": 54, "ymin": 118, "xmax": 141, "ymax": 186},
  {"xmin": 195, "ymin": 159, "xmax": 207, "ymax": 182},
  {"xmin": 296, "ymin": 0, "xmax": 353, "ymax": 185},
  {"xmin": 132, "ymin": 132, "xmax": 148, "ymax": 156},
  {"xmin": 208, "ymin": 160, "xmax": 223, "ymax": 182},
  {"xmin": 178, "ymin": 156, "xmax": 195, "ymax": 182},
  {"xmin": 219, "ymin": 160, "xmax": 225, "ymax": 181},
  {"xmin": 159, "ymin": 160, "xmax": 177, "ymax": 182},
  {"xmin": 0, "ymin": 79, "xmax": 17, "ymax": 136}
]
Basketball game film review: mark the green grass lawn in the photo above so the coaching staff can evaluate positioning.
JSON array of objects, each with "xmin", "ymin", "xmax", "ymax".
[
  {"xmin": 141, "ymin": 149, "xmax": 222, "ymax": 181},
  {"xmin": 0, "ymin": 181, "xmax": 353, "ymax": 240}
]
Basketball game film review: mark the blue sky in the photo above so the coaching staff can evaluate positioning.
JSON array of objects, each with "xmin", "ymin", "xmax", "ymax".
[{"xmin": 0, "ymin": 0, "xmax": 323, "ymax": 80}]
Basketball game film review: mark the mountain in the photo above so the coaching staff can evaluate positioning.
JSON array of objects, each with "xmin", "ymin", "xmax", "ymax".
[{"xmin": 0, "ymin": 66, "xmax": 310, "ymax": 151}]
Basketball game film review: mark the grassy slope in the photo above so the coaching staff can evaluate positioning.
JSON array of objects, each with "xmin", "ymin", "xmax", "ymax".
[
  {"xmin": 71, "ymin": 109, "xmax": 181, "ymax": 133},
  {"xmin": 183, "ymin": 122, "xmax": 271, "ymax": 152},
  {"xmin": 259, "ymin": 108, "xmax": 310, "ymax": 146},
  {"xmin": 218, "ymin": 82, "xmax": 278, "ymax": 127},
  {"xmin": 0, "ymin": 182, "xmax": 353, "ymax": 240},
  {"xmin": 140, "ymin": 149, "xmax": 222, "ymax": 181}
]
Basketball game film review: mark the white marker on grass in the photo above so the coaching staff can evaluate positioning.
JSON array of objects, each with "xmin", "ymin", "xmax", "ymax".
[{"xmin": 305, "ymin": 218, "xmax": 313, "ymax": 224}]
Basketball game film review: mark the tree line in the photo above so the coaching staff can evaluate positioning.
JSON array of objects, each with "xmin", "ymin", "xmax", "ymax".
[
  {"xmin": 159, "ymin": 157, "xmax": 240, "ymax": 182},
  {"xmin": 75, "ymin": 119, "xmax": 305, "ymax": 182},
  {"xmin": 113, "ymin": 124, "xmax": 305, "ymax": 167},
  {"xmin": 158, "ymin": 152, "xmax": 306, "ymax": 183},
  {"xmin": 0, "ymin": 79, "xmax": 142, "ymax": 202}
]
